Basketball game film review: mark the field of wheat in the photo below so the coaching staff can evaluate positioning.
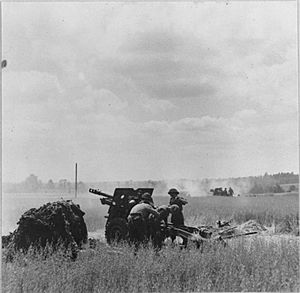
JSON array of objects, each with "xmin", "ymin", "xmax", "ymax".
[
  {"xmin": 2, "ymin": 236, "xmax": 299, "ymax": 292},
  {"xmin": 83, "ymin": 193, "xmax": 299, "ymax": 234},
  {"xmin": 2, "ymin": 192, "xmax": 299, "ymax": 292}
]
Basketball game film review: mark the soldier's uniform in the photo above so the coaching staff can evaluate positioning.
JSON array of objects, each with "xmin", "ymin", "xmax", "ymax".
[
  {"xmin": 168, "ymin": 188, "xmax": 188, "ymax": 248},
  {"xmin": 127, "ymin": 193, "xmax": 160, "ymax": 249},
  {"xmin": 144, "ymin": 205, "xmax": 170, "ymax": 250},
  {"xmin": 168, "ymin": 188, "xmax": 187, "ymax": 227}
]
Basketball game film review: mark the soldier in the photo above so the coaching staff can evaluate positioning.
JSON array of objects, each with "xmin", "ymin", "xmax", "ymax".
[
  {"xmin": 228, "ymin": 187, "xmax": 234, "ymax": 196},
  {"xmin": 168, "ymin": 189, "xmax": 188, "ymax": 248},
  {"xmin": 127, "ymin": 192, "xmax": 160, "ymax": 250},
  {"xmin": 168, "ymin": 188, "xmax": 188, "ymax": 226},
  {"xmin": 148, "ymin": 205, "xmax": 170, "ymax": 251}
]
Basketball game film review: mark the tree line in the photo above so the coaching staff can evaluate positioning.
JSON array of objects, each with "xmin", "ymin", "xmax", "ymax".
[
  {"xmin": 248, "ymin": 172, "xmax": 298, "ymax": 194},
  {"xmin": 3, "ymin": 174, "xmax": 87, "ymax": 193},
  {"xmin": 3, "ymin": 172, "xmax": 298, "ymax": 195}
]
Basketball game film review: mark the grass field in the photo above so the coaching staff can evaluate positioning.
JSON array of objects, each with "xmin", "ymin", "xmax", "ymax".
[
  {"xmin": 2, "ymin": 192, "xmax": 299, "ymax": 234},
  {"xmin": 2, "ymin": 236, "xmax": 299, "ymax": 292},
  {"xmin": 2, "ymin": 192, "xmax": 299, "ymax": 292}
]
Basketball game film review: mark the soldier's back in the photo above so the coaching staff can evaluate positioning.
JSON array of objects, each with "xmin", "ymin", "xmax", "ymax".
[{"xmin": 130, "ymin": 202, "xmax": 153, "ymax": 218}]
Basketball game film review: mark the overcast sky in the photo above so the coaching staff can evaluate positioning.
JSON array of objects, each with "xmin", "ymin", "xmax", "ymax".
[{"xmin": 2, "ymin": 2, "xmax": 298, "ymax": 182}]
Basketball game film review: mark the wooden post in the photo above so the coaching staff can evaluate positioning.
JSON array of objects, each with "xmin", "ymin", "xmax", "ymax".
[{"xmin": 75, "ymin": 163, "xmax": 77, "ymax": 198}]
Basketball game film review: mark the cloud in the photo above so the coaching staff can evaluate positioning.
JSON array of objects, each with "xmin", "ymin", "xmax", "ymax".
[
  {"xmin": 74, "ymin": 87, "xmax": 128, "ymax": 114},
  {"xmin": 122, "ymin": 30, "xmax": 183, "ymax": 54},
  {"xmin": 3, "ymin": 70, "xmax": 62, "ymax": 105},
  {"xmin": 138, "ymin": 95, "xmax": 175, "ymax": 113},
  {"xmin": 2, "ymin": 2, "xmax": 298, "ymax": 182},
  {"xmin": 117, "ymin": 30, "xmax": 219, "ymax": 99}
]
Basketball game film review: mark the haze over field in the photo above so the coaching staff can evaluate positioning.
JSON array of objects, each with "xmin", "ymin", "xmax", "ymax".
[{"xmin": 2, "ymin": 2, "xmax": 298, "ymax": 183}]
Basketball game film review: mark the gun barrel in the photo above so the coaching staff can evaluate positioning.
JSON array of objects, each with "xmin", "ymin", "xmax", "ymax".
[
  {"xmin": 89, "ymin": 188, "xmax": 113, "ymax": 198},
  {"xmin": 100, "ymin": 197, "xmax": 113, "ymax": 206}
]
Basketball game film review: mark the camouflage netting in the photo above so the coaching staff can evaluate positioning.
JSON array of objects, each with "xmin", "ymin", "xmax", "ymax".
[
  {"xmin": 2, "ymin": 200, "xmax": 88, "ymax": 258},
  {"xmin": 237, "ymin": 220, "xmax": 267, "ymax": 233},
  {"xmin": 198, "ymin": 220, "xmax": 267, "ymax": 240},
  {"xmin": 275, "ymin": 219, "xmax": 294, "ymax": 234}
]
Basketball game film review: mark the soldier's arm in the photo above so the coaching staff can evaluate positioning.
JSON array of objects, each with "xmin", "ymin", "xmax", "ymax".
[
  {"xmin": 147, "ymin": 206, "xmax": 160, "ymax": 219},
  {"xmin": 179, "ymin": 197, "xmax": 188, "ymax": 205}
]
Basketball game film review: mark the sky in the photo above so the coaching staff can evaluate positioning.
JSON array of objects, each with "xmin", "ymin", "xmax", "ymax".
[{"xmin": 2, "ymin": 2, "xmax": 298, "ymax": 183}]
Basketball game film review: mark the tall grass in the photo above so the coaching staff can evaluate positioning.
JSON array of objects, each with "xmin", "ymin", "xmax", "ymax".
[
  {"xmin": 2, "ymin": 237, "xmax": 299, "ymax": 292},
  {"xmin": 3, "ymin": 193, "xmax": 299, "ymax": 234},
  {"xmin": 82, "ymin": 195, "xmax": 299, "ymax": 234},
  {"xmin": 155, "ymin": 195, "xmax": 299, "ymax": 234},
  {"xmin": 2, "ymin": 193, "xmax": 299, "ymax": 292}
]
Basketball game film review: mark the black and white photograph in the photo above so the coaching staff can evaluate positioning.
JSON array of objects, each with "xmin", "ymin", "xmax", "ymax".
[{"xmin": 1, "ymin": 1, "xmax": 299, "ymax": 292}]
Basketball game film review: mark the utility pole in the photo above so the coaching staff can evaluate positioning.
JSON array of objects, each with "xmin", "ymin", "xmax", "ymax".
[{"xmin": 75, "ymin": 163, "xmax": 78, "ymax": 198}]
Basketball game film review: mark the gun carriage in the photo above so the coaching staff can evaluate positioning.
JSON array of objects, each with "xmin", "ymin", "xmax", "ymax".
[{"xmin": 89, "ymin": 188, "xmax": 257, "ymax": 248}]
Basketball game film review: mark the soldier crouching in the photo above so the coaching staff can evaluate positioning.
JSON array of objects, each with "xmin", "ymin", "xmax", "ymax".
[
  {"xmin": 148, "ymin": 205, "xmax": 171, "ymax": 251},
  {"xmin": 127, "ymin": 192, "xmax": 160, "ymax": 251}
]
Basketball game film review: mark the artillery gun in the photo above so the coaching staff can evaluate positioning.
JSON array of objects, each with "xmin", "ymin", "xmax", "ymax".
[
  {"xmin": 89, "ymin": 188, "xmax": 259, "ymax": 249},
  {"xmin": 89, "ymin": 187, "xmax": 202, "ymax": 247},
  {"xmin": 89, "ymin": 188, "xmax": 154, "ymax": 244}
]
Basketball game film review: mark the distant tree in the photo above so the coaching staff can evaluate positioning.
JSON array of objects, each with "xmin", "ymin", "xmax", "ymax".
[
  {"xmin": 289, "ymin": 185, "xmax": 296, "ymax": 192},
  {"xmin": 273, "ymin": 183, "xmax": 284, "ymax": 193},
  {"xmin": 147, "ymin": 180, "xmax": 156, "ymax": 187},
  {"xmin": 24, "ymin": 174, "xmax": 40, "ymax": 192},
  {"xmin": 67, "ymin": 182, "xmax": 72, "ymax": 193},
  {"xmin": 249, "ymin": 183, "xmax": 264, "ymax": 194},
  {"xmin": 77, "ymin": 181, "xmax": 86, "ymax": 193},
  {"xmin": 46, "ymin": 179, "xmax": 55, "ymax": 189},
  {"xmin": 58, "ymin": 179, "xmax": 68, "ymax": 191}
]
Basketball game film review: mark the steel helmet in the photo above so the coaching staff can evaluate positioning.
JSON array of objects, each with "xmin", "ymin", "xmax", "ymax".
[
  {"xmin": 141, "ymin": 192, "xmax": 153, "ymax": 202},
  {"xmin": 168, "ymin": 188, "xmax": 179, "ymax": 195}
]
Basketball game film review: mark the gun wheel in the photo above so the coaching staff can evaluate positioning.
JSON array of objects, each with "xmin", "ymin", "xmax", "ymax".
[{"xmin": 105, "ymin": 218, "xmax": 128, "ymax": 245}]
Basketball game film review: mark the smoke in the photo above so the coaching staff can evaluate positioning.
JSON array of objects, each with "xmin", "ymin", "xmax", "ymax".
[
  {"xmin": 87, "ymin": 177, "xmax": 255, "ymax": 197},
  {"xmin": 204, "ymin": 178, "xmax": 252, "ymax": 196},
  {"xmin": 165, "ymin": 177, "xmax": 253, "ymax": 197},
  {"xmin": 168, "ymin": 180, "xmax": 207, "ymax": 197},
  {"xmin": 165, "ymin": 179, "xmax": 209, "ymax": 197}
]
